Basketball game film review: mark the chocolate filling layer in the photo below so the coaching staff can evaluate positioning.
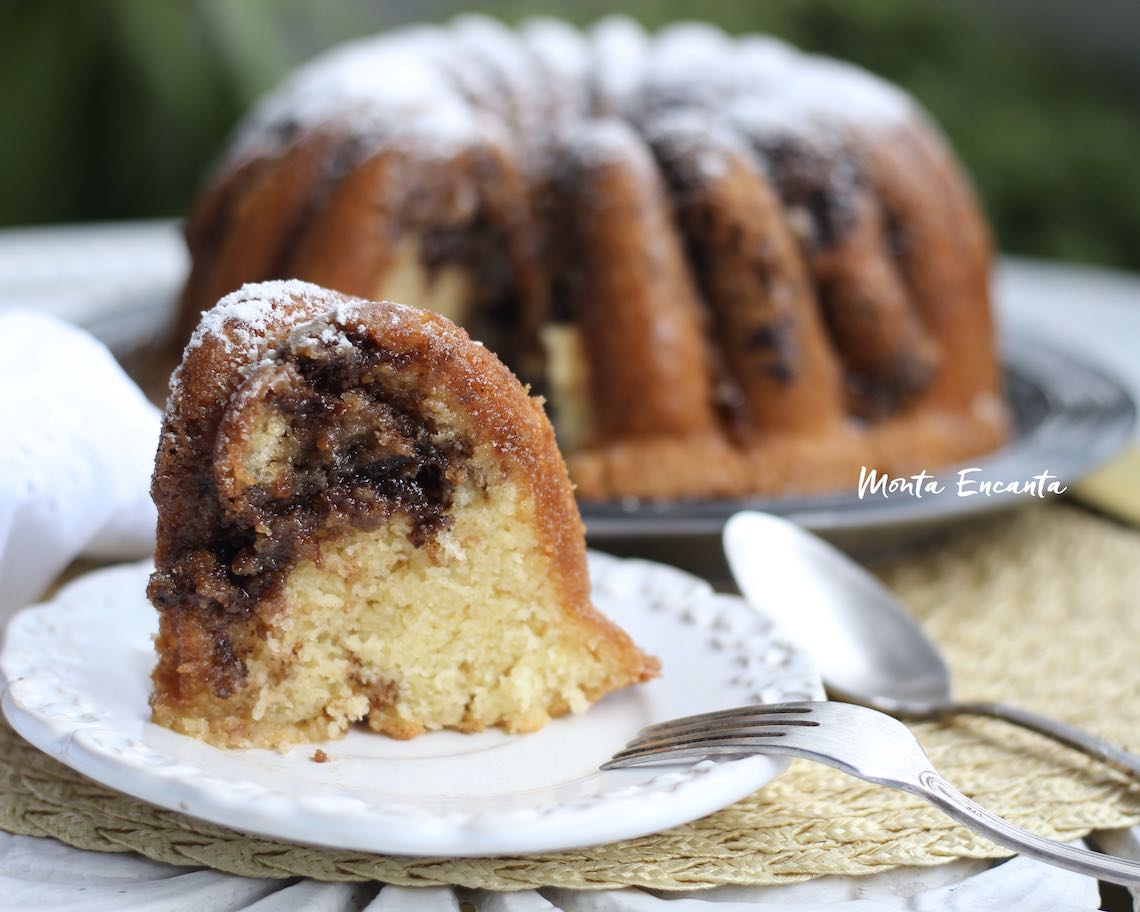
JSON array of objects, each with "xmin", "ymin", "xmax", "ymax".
[{"xmin": 149, "ymin": 333, "xmax": 472, "ymax": 698}]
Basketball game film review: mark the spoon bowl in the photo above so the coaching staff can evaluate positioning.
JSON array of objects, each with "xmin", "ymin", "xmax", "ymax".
[
  {"xmin": 723, "ymin": 511, "xmax": 952, "ymax": 711},
  {"xmin": 723, "ymin": 510, "xmax": 1140, "ymax": 777}
]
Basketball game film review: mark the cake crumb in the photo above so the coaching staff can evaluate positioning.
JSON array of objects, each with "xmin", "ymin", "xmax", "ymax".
[{"xmin": 311, "ymin": 748, "xmax": 330, "ymax": 763}]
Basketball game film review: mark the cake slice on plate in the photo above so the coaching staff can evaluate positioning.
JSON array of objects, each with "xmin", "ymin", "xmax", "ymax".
[{"xmin": 148, "ymin": 280, "xmax": 658, "ymax": 749}]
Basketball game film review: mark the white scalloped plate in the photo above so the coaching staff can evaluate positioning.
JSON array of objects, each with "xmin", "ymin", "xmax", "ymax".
[{"xmin": 0, "ymin": 553, "xmax": 821, "ymax": 857}]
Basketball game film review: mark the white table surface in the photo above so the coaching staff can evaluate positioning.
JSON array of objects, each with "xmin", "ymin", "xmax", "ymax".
[{"xmin": 0, "ymin": 221, "xmax": 1137, "ymax": 910}]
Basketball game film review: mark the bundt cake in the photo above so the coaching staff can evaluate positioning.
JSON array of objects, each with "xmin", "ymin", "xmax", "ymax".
[
  {"xmin": 177, "ymin": 16, "xmax": 1008, "ymax": 501},
  {"xmin": 149, "ymin": 280, "xmax": 659, "ymax": 748}
]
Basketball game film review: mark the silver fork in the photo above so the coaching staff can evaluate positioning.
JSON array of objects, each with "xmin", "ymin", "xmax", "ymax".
[{"xmin": 602, "ymin": 700, "xmax": 1140, "ymax": 888}]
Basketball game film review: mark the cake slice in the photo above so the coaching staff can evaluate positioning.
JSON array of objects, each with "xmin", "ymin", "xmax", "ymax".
[{"xmin": 149, "ymin": 280, "xmax": 658, "ymax": 748}]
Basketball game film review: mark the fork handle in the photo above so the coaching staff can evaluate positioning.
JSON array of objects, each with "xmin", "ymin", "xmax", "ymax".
[
  {"xmin": 913, "ymin": 769, "xmax": 1140, "ymax": 887},
  {"xmin": 936, "ymin": 701, "xmax": 1140, "ymax": 780}
]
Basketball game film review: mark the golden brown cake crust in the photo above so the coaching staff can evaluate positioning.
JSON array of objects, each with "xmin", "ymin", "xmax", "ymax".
[
  {"xmin": 175, "ymin": 19, "xmax": 1009, "ymax": 502},
  {"xmin": 553, "ymin": 121, "xmax": 719, "ymax": 442},
  {"xmin": 150, "ymin": 280, "xmax": 656, "ymax": 734},
  {"xmin": 647, "ymin": 117, "xmax": 847, "ymax": 438}
]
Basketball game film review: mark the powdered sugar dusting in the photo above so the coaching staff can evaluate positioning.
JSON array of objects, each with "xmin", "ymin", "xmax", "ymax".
[
  {"xmin": 521, "ymin": 18, "xmax": 591, "ymax": 127},
  {"xmin": 732, "ymin": 35, "xmax": 801, "ymax": 90},
  {"xmin": 589, "ymin": 16, "xmax": 650, "ymax": 118},
  {"xmin": 451, "ymin": 15, "xmax": 546, "ymax": 151},
  {"xmin": 565, "ymin": 118, "xmax": 655, "ymax": 176},
  {"xmin": 726, "ymin": 47, "xmax": 913, "ymax": 145},
  {"xmin": 290, "ymin": 298, "xmax": 418, "ymax": 357},
  {"xmin": 222, "ymin": 16, "xmax": 920, "ymax": 179},
  {"xmin": 227, "ymin": 27, "xmax": 481, "ymax": 165},
  {"xmin": 332, "ymin": 296, "xmax": 419, "ymax": 330},
  {"xmin": 644, "ymin": 111, "xmax": 741, "ymax": 182},
  {"xmin": 306, "ymin": 319, "xmax": 358, "ymax": 356},
  {"xmin": 185, "ymin": 280, "xmax": 341, "ymax": 361},
  {"xmin": 638, "ymin": 22, "xmax": 737, "ymax": 115},
  {"xmin": 176, "ymin": 283, "xmax": 443, "ymax": 405}
]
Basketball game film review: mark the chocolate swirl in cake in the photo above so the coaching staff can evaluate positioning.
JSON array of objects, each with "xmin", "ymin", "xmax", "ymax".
[{"xmin": 150, "ymin": 280, "xmax": 657, "ymax": 747}]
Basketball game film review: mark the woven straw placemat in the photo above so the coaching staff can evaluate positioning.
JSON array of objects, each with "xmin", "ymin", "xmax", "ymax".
[{"xmin": 2, "ymin": 502, "xmax": 1139, "ymax": 890}]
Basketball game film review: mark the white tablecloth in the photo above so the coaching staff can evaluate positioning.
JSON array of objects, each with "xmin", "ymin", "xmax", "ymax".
[{"xmin": 0, "ymin": 831, "xmax": 1103, "ymax": 911}]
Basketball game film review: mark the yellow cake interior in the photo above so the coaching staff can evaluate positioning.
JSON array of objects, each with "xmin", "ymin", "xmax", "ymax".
[
  {"xmin": 158, "ymin": 442, "xmax": 636, "ymax": 749},
  {"xmin": 150, "ymin": 291, "xmax": 657, "ymax": 750}
]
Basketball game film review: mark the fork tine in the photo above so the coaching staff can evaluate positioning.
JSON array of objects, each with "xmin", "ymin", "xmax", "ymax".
[
  {"xmin": 637, "ymin": 702, "xmax": 814, "ymax": 739},
  {"xmin": 623, "ymin": 716, "xmax": 819, "ymax": 752},
  {"xmin": 602, "ymin": 746, "xmax": 754, "ymax": 770},
  {"xmin": 603, "ymin": 732, "xmax": 792, "ymax": 770},
  {"xmin": 606, "ymin": 700, "xmax": 1140, "ymax": 888},
  {"xmin": 604, "ymin": 702, "xmax": 821, "ymax": 771}
]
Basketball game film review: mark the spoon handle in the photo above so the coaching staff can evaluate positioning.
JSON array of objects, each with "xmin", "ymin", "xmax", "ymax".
[{"xmin": 946, "ymin": 701, "xmax": 1140, "ymax": 779}]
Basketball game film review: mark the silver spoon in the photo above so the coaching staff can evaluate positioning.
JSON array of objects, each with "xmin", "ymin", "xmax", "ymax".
[{"xmin": 723, "ymin": 510, "xmax": 1140, "ymax": 778}]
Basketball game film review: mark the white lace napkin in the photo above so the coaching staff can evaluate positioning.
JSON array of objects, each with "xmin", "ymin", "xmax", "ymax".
[{"xmin": 0, "ymin": 310, "xmax": 159, "ymax": 620}]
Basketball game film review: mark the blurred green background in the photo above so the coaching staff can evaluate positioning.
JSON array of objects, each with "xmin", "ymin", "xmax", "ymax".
[{"xmin": 3, "ymin": 0, "xmax": 1139, "ymax": 270}]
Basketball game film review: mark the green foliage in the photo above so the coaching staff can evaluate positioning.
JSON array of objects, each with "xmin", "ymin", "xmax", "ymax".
[
  {"xmin": 3, "ymin": 0, "xmax": 1139, "ymax": 270},
  {"xmin": 0, "ymin": 0, "xmax": 290, "ymax": 225}
]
